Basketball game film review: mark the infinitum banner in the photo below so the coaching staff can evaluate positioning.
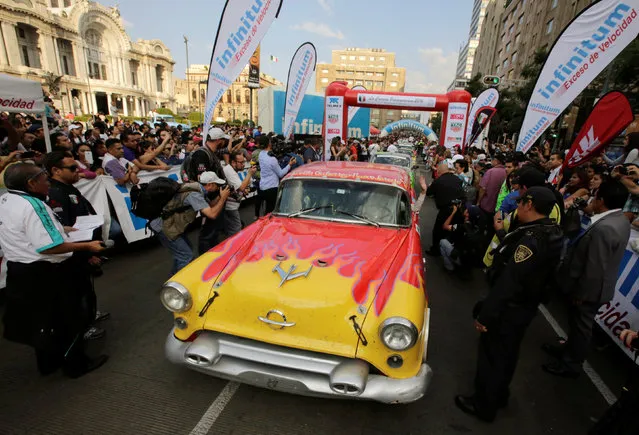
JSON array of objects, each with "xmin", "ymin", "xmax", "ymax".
[
  {"xmin": 517, "ymin": 0, "xmax": 639, "ymax": 153},
  {"xmin": 283, "ymin": 42, "xmax": 317, "ymax": 138},
  {"xmin": 465, "ymin": 88, "xmax": 499, "ymax": 147},
  {"xmin": 202, "ymin": 0, "xmax": 284, "ymax": 137}
]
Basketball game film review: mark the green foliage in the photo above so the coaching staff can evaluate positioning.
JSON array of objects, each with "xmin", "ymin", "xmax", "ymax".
[
  {"xmin": 430, "ymin": 112, "xmax": 442, "ymax": 137},
  {"xmin": 230, "ymin": 119, "xmax": 242, "ymax": 126},
  {"xmin": 74, "ymin": 114, "xmax": 93, "ymax": 122},
  {"xmin": 187, "ymin": 112, "xmax": 203, "ymax": 124},
  {"xmin": 465, "ymin": 73, "xmax": 487, "ymax": 98},
  {"xmin": 155, "ymin": 108, "xmax": 175, "ymax": 116},
  {"xmin": 242, "ymin": 119, "xmax": 253, "ymax": 127}
]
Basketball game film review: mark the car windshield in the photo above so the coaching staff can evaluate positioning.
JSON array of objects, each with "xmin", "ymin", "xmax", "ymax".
[
  {"xmin": 275, "ymin": 179, "xmax": 410, "ymax": 227},
  {"xmin": 158, "ymin": 115, "xmax": 176, "ymax": 122},
  {"xmin": 397, "ymin": 146, "xmax": 413, "ymax": 156},
  {"xmin": 373, "ymin": 154, "xmax": 411, "ymax": 169}
]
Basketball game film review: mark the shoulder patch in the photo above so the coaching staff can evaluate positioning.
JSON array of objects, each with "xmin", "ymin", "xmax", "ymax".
[{"xmin": 514, "ymin": 245, "xmax": 533, "ymax": 263}]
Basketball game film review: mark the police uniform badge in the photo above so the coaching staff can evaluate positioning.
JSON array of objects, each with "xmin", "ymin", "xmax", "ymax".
[
  {"xmin": 69, "ymin": 194, "xmax": 79, "ymax": 205},
  {"xmin": 514, "ymin": 245, "xmax": 533, "ymax": 263}
]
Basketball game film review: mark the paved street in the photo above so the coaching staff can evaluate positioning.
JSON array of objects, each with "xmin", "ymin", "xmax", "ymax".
[{"xmin": 0, "ymin": 178, "xmax": 632, "ymax": 435}]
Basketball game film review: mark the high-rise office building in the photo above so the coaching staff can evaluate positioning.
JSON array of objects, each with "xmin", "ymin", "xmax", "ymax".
[
  {"xmin": 449, "ymin": 0, "xmax": 491, "ymax": 91},
  {"xmin": 315, "ymin": 48, "xmax": 406, "ymax": 127},
  {"xmin": 472, "ymin": 0, "xmax": 592, "ymax": 83}
]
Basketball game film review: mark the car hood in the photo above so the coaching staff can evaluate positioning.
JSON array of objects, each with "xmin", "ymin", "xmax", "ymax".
[{"xmin": 194, "ymin": 216, "xmax": 411, "ymax": 358}]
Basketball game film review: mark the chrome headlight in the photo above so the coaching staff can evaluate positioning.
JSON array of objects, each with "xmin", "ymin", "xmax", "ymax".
[
  {"xmin": 379, "ymin": 317, "xmax": 418, "ymax": 351},
  {"xmin": 160, "ymin": 282, "xmax": 192, "ymax": 313}
]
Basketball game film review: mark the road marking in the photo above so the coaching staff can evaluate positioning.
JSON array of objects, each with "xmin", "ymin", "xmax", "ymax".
[
  {"xmin": 538, "ymin": 304, "xmax": 617, "ymax": 405},
  {"xmin": 189, "ymin": 381, "xmax": 240, "ymax": 435}
]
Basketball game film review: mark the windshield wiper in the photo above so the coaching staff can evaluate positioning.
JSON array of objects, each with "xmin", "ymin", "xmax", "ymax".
[
  {"xmin": 287, "ymin": 206, "xmax": 380, "ymax": 227},
  {"xmin": 286, "ymin": 205, "xmax": 333, "ymax": 218},
  {"xmin": 333, "ymin": 210, "xmax": 380, "ymax": 227}
]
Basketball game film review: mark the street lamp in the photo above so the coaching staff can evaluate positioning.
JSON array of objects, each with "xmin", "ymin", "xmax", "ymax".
[{"xmin": 184, "ymin": 35, "xmax": 191, "ymax": 111}]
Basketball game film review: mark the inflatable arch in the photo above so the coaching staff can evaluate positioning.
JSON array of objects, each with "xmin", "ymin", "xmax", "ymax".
[
  {"xmin": 380, "ymin": 120, "xmax": 438, "ymax": 142},
  {"xmin": 322, "ymin": 81, "xmax": 471, "ymax": 160}
]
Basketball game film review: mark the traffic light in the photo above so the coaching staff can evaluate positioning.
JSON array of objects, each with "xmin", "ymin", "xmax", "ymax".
[{"xmin": 482, "ymin": 75, "xmax": 500, "ymax": 86}]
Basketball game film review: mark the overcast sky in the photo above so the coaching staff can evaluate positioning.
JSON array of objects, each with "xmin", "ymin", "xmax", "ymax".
[{"xmin": 108, "ymin": 0, "xmax": 474, "ymax": 93}]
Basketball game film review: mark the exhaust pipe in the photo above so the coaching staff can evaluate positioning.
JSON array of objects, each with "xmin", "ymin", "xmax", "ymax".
[{"xmin": 329, "ymin": 360, "xmax": 369, "ymax": 396}]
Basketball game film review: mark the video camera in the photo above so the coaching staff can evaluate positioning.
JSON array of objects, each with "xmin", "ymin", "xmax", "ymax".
[{"xmin": 270, "ymin": 135, "xmax": 293, "ymax": 159}]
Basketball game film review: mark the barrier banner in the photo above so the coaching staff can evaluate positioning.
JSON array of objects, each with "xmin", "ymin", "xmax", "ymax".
[
  {"xmin": 466, "ymin": 106, "xmax": 497, "ymax": 150},
  {"xmin": 443, "ymin": 102, "xmax": 469, "ymax": 149},
  {"xmin": 348, "ymin": 85, "xmax": 366, "ymax": 124},
  {"xmin": 517, "ymin": 0, "xmax": 639, "ymax": 153},
  {"xmin": 465, "ymin": 88, "xmax": 499, "ymax": 146},
  {"xmin": 565, "ymin": 91, "xmax": 633, "ymax": 168},
  {"xmin": 595, "ymin": 230, "xmax": 639, "ymax": 364},
  {"xmin": 283, "ymin": 42, "xmax": 317, "ymax": 139},
  {"xmin": 247, "ymin": 44, "xmax": 261, "ymax": 89},
  {"xmin": 202, "ymin": 0, "xmax": 284, "ymax": 137}
]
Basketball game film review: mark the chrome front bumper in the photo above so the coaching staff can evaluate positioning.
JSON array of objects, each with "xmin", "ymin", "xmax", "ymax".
[{"xmin": 165, "ymin": 329, "xmax": 433, "ymax": 404}]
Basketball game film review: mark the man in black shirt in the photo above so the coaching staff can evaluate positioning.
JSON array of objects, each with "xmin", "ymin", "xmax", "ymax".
[
  {"xmin": 44, "ymin": 151, "xmax": 110, "ymax": 340},
  {"xmin": 184, "ymin": 127, "xmax": 229, "ymax": 254},
  {"xmin": 426, "ymin": 162, "xmax": 464, "ymax": 256}
]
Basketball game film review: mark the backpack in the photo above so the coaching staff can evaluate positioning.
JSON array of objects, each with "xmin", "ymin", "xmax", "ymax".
[
  {"xmin": 130, "ymin": 177, "xmax": 181, "ymax": 220},
  {"xmin": 180, "ymin": 148, "xmax": 214, "ymax": 183}
]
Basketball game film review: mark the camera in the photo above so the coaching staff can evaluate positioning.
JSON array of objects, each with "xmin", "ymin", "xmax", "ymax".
[
  {"xmin": 451, "ymin": 199, "xmax": 463, "ymax": 207},
  {"xmin": 227, "ymin": 186, "xmax": 243, "ymax": 202},
  {"xmin": 618, "ymin": 165, "xmax": 628, "ymax": 176},
  {"xmin": 571, "ymin": 197, "xmax": 588, "ymax": 210}
]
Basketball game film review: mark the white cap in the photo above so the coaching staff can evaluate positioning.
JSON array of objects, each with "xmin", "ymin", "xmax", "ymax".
[
  {"xmin": 199, "ymin": 171, "xmax": 226, "ymax": 185},
  {"xmin": 477, "ymin": 153, "xmax": 487, "ymax": 161},
  {"xmin": 452, "ymin": 154, "xmax": 464, "ymax": 162},
  {"xmin": 207, "ymin": 127, "xmax": 230, "ymax": 141}
]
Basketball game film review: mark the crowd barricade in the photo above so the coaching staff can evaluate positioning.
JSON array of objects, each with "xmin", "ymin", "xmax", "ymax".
[
  {"xmin": 0, "ymin": 164, "xmax": 255, "ymax": 287},
  {"xmin": 594, "ymin": 229, "xmax": 639, "ymax": 363}
]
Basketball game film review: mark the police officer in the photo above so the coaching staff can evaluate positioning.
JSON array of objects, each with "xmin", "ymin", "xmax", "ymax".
[
  {"xmin": 44, "ymin": 150, "xmax": 110, "ymax": 340},
  {"xmin": 0, "ymin": 163, "xmax": 107, "ymax": 377},
  {"xmin": 455, "ymin": 186, "xmax": 564, "ymax": 422}
]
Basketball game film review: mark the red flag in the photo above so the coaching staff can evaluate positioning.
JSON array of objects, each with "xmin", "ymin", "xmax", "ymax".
[
  {"xmin": 564, "ymin": 91, "xmax": 633, "ymax": 169},
  {"xmin": 464, "ymin": 106, "xmax": 496, "ymax": 152}
]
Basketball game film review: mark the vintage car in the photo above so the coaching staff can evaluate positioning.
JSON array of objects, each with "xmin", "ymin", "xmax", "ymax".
[
  {"xmin": 370, "ymin": 152, "xmax": 416, "ymax": 187},
  {"xmin": 161, "ymin": 161, "xmax": 432, "ymax": 404}
]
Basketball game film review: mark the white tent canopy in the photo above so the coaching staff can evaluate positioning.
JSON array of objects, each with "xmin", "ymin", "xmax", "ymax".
[{"xmin": 0, "ymin": 73, "xmax": 50, "ymax": 151}]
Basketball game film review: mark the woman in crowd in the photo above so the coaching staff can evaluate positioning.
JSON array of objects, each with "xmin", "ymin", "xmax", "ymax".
[
  {"xmin": 74, "ymin": 144, "xmax": 99, "ymax": 179},
  {"xmin": 560, "ymin": 168, "xmax": 590, "ymax": 207},
  {"xmin": 604, "ymin": 132, "xmax": 639, "ymax": 166}
]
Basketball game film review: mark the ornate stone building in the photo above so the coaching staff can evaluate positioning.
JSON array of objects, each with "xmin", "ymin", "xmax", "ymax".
[
  {"xmin": 0, "ymin": 0, "xmax": 175, "ymax": 117},
  {"xmin": 174, "ymin": 64, "xmax": 282, "ymax": 124}
]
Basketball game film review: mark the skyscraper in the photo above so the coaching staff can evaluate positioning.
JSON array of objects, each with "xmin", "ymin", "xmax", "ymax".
[{"xmin": 449, "ymin": 0, "xmax": 491, "ymax": 91}]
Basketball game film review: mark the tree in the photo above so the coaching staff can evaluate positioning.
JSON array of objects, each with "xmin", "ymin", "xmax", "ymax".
[
  {"xmin": 43, "ymin": 71, "xmax": 62, "ymax": 97},
  {"xmin": 430, "ymin": 112, "xmax": 442, "ymax": 137},
  {"xmin": 187, "ymin": 112, "xmax": 203, "ymax": 125},
  {"xmin": 465, "ymin": 73, "xmax": 487, "ymax": 98},
  {"xmin": 156, "ymin": 107, "xmax": 175, "ymax": 116}
]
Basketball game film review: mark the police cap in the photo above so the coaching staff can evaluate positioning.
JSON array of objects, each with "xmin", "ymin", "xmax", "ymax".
[{"xmin": 519, "ymin": 186, "xmax": 557, "ymax": 216}]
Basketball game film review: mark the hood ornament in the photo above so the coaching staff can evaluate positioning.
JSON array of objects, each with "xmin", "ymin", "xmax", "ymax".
[{"xmin": 272, "ymin": 262, "xmax": 312, "ymax": 287}]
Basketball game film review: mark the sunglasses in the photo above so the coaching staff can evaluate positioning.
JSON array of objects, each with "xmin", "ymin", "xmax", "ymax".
[{"xmin": 61, "ymin": 165, "xmax": 79, "ymax": 172}]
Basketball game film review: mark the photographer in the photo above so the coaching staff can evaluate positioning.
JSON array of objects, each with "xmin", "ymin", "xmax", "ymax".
[
  {"xmin": 222, "ymin": 151, "xmax": 256, "ymax": 237},
  {"xmin": 149, "ymin": 172, "xmax": 230, "ymax": 275},
  {"xmin": 440, "ymin": 202, "xmax": 483, "ymax": 276},
  {"xmin": 426, "ymin": 162, "xmax": 464, "ymax": 256},
  {"xmin": 258, "ymin": 136, "xmax": 296, "ymax": 214}
]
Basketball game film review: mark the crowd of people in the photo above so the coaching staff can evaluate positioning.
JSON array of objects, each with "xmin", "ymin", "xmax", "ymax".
[
  {"xmin": 1, "ymin": 99, "xmax": 639, "ymax": 431},
  {"xmin": 419, "ymin": 134, "xmax": 638, "ymax": 431}
]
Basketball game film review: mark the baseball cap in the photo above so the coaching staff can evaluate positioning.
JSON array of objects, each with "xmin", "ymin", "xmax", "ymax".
[
  {"xmin": 452, "ymin": 154, "xmax": 464, "ymax": 162},
  {"xmin": 477, "ymin": 153, "xmax": 487, "ymax": 161},
  {"xmin": 199, "ymin": 172, "xmax": 226, "ymax": 185},
  {"xmin": 70, "ymin": 123, "xmax": 82, "ymax": 130},
  {"xmin": 518, "ymin": 186, "xmax": 556, "ymax": 216},
  {"xmin": 27, "ymin": 124, "xmax": 43, "ymax": 134},
  {"xmin": 207, "ymin": 127, "xmax": 230, "ymax": 141}
]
